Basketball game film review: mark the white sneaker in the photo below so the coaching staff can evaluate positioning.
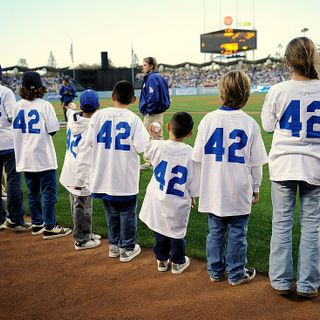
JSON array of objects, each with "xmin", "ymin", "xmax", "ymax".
[
  {"xmin": 0, "ymin": 222, "xmax": 5, "ymax": 230},
  {"xmin": 109, "ymin": 244, "xmax": 120, "ymax": 257},
  {"xmin": 119, "ymin": 244, "xmax": 141, "ymax": 262},
  {"xmin": 91, "ymin": 233, "xmax": 101, "ymax": 240},
  {"xmin": 171, "ymin": 256, "xmax": 190, "ymax": 274},
  {"xmin": 157, "ymin": 259, "xmax": 169, "ymax": 272},
  {"xmin": 75, "ymin": 239, "xmax": 101, "ymax": 251}
]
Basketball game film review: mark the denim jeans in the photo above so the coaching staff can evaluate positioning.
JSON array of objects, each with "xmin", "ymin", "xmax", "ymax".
[
  {"xmin": 153, "ymin": 232, "xmax": 186, "ymax": 264},
  {"xmin": 269, "ymin": 181, "xmax": 320, "ymax": 294},
  {"xmin": 103, "ymin": 197, "xmax": 137, "ymax": 250},
  {"xmin": 0, "ymin": 151, "xmax": 25, "ymax": 225},
  {"xmin": 207, "ymin": 213, "xmax": 249, "ymax": 282},
  {"xmin": 69, "ymin": 193, "xmax": 92, "ymax": 242},
  {"xmin": 24, "ymin": 170, "xmax": 57, "ymax": 230}
]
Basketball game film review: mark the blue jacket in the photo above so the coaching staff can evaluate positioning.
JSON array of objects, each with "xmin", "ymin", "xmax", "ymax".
[
  {"xmin": 139, "ymin": 71, "xmax": 170, "ymax": 115},
  {"xmin": 60, "ymin": 84, "xmax": 76, "ymax": 104}
]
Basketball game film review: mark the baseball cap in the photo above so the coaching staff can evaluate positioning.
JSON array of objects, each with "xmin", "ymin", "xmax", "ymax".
[
  {"xmin": 80, "ymin": 89, "xmax": 100, "ymax": 112},
  {"xmin": 22, "ymin": 71, "xmax": 43, "ymax": 90}
]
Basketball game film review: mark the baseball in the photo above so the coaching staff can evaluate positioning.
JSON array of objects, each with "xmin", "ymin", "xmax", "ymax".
[
  {"xmin": 151, "ymin": 122, "xmax": 161, "ymax": 132},
  {"xmin": 68, "ymin": 102, "xmax": 77, "ymax": 110}
]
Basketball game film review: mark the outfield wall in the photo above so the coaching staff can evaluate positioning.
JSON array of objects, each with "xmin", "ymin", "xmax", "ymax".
[{"xmin": 41, "ymin": 85, "xmax": 270, "ymax": 101}]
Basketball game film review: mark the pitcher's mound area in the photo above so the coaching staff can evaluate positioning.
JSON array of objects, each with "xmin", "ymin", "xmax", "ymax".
[{"xmin": 0, "ymin": 231, "xmax": 319, "ymax": 320}]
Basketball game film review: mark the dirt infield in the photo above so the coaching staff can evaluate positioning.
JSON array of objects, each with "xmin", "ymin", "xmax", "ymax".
[{"xmin": 0, "ymin": 230, "xmax": 319, "ymax": 320}]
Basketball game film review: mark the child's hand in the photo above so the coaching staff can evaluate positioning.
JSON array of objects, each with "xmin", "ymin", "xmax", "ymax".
[
  {"xmin": 191, "ymin": 197, "xmax": 197, "ymax": 208},
  {"xmin": 252, "ymin": 192, "xmax": 260, "ymax": 205}
]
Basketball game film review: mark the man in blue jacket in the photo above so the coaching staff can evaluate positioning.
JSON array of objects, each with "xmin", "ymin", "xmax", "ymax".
[
  {"xmin": 139, "ymin": 57, "xmax": 170, "ymax": 169},
  {"xmin": 60, "ymin": 78, "xmax": 76, "ymax": 122}
]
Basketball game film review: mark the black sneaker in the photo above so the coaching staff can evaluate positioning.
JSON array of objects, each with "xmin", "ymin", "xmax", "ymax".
[
  {"xmin": 43, "ymin": 225, "xmax": 72, "ymax": 240},
  {"xmin": 4, "ymin": 218, "xmax": 32, "ymax": 232},
  {"xmin": 228, "ymin": 267, "xmax": 256, "ymax": 286},
  {"xmin": 32, "ymin": 223, "xmax": 45, "ymax": 235}
]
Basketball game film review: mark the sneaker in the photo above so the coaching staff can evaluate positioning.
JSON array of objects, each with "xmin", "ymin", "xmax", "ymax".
[
  {"xmin": 228, "ymin": 267, "xmax": 256, "ymax": 286},
  {"xmin": 4, "ymin": 218, "xmax": 32, "ymax": 232},
  {"xmin": 91, "ymin": 233, "xmax": 101, "ymax": 240},
  {"xmin": 74, "ymin": 238, "xmax": 101, "ymax": 251},
  {"xmin": 157, "ymin": 259, "xmax": 169, "ymax": 272},
  {"xmin": 0, "ymin": 221, "xmax": 5, "ymax": 230},
  {"xmin": 210, "ymin": 274, "xmax": 226, "ymax": 282},
  {"xmin": 109, "ymin": 244, "xmax": 120, "ymax": 258},
  {"xmin": 32, "ymin": 223, "xmax": 45, "ymax": 235},
  {"xmin": 171, "ymin": 256, "xmax": 190, "ymax": 274},
  {"xmin": 273, "ymin": 288, "xmax": 292, "ymax": 296},
  {"xmin": 119, "ymin": 244, "xmax": 141, "ymax": 262},
  {"xmin": 296, "ymin": 290, "xmax": 318, "ymax": 299},
  {"xmin": 140, "ymin": 162, "xmax": 152, "ymax": 170},
  {"xmin": 43, "ymin": 225, "xmax": 72, "ymax": 240}
]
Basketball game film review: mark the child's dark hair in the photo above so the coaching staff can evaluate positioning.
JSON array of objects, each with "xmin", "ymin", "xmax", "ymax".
[
  {"xmin": 19, "ymin": 87, "xmax": 47, "ymax": 101},
  {"xmin": 170, "ymin": 112, "xmax": 194, "ymax": 139},
  {"xmin": 219, "ymin": 70, "xmax": 251, "ymax": 109},
  {"xmin": 285, "ymin": 37, "xmax": 320, "ymax": 79},
  {"xmin": 112, "ymin": 80, "xmax": 134, "ymax": 105}
]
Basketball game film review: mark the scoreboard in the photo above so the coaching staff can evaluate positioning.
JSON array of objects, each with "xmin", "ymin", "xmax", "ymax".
[{"xmin": 200, "ymin": 29, "xmax": 257, "ymax": 55}]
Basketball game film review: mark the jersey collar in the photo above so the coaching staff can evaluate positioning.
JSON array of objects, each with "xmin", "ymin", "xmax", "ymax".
[{"xmin": 219, "ymin": 106, "xmax": 238, "ymax": 111}]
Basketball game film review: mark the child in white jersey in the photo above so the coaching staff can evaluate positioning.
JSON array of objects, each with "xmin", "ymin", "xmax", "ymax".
[
  {"xmin": 193, "ymin": 71, "xmax": 268, "ymax": 286},
  {"xmin": 12, "ymin": 71, "xmax": 71, "ymax": 239},
  {"xmin": 60, "ymin": 90, "xmax": 101, "ymax": 251},
  {"xmin": 261, "ymin": 37, "xmax": 320, "ymax": 298},
  {"xmin": 75, "ymin": 81, "xmax": 149, "ymax": 262},
  {"xmin": 140, "ymin": 112, "xmax": 199, "ymax": 274}
]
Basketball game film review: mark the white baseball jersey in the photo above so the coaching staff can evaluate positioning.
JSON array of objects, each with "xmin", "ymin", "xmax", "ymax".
[
  {"xmin": 261, "ymin": 80, "xmax": 320, "ymax": 185},
  {"xmin": 192, "ymin": 108, "xmax": 268, "ymax": 217},
  {"xmin": 139, "ymin": 140, "xmax": 200, "ymax": 239},
  {"xmin": 0, "ymin": 85, "xmax": 16, "ymax": 151},
  {"xmin": 12, "ymin": 98, "xmax": 60, "ymax": 172},
  {"xmin": 60, "ymin": 110, "xmax": 91, "ymax": 196},
  {"xmin": 75, "ymin": 107, "xmax": 150, "ymax": 195}
]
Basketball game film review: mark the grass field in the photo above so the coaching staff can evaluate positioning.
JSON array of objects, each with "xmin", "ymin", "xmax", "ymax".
[{"xmin": 38, "ymin": 93, "xmax": 301, "ymax": 275}]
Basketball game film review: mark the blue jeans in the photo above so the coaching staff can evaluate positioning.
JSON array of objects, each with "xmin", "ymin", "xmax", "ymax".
[
  {"xmin": 103, "ymin": 197, "xmax": 137, "ymax": 250},
  {"xmin": 153, "ymin": 232, "xmax": 186, "ymax": 264},
  {"xmin": 269, "ymin": 181, "xmax": 320, "ymax": 294},
  {"xmin": 0, "ymin": 151, "xmax": 25, "ymax": 225},
  {"xmin": 24, "ymin": 170, "xmax": 57, "ymax": 230},
  {"xmin": 207, "ymin": 213, "xmax": 249, "ymax": 282}
]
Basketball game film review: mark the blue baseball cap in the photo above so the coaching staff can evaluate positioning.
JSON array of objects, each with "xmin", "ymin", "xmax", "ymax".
[{"xmin": 80, "ymin": 89, "xmax": 100, "ymax": 112}]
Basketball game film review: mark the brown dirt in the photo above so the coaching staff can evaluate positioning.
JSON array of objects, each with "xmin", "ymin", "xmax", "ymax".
[{"xmin": 0, "ymin": 230, "xmax": 319, "ymax": 320}]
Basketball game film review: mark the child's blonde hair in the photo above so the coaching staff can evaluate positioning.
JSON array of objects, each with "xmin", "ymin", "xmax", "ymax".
[
  {"xmin": 285, "ymin": 37, "xmax": 320, "ymax": 80},
  {"xmin": 219, "ymin": 70, "xmax": 251, "ymax": 109}
]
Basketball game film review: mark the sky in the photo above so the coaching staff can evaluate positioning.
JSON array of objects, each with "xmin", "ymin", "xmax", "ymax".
[{"xmin": 1, "ymin": 0, "xmax": 320, "ymax": 68}]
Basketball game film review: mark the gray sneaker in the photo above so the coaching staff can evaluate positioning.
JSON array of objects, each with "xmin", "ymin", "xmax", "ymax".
[
  {"xmin": 109, "ymin": 244, "xmax": 120, "ymax": 258},
  {"xmin": 171, "ymin": 256, "xmax": 190, "ymax": 274},
  {"xmin": 157, "ymin": 259, "xmax": 169, "ymax": 272},
  {"xmin": 4, "ymin": 218, "xmax": 32, "ymax": 232},
  {"xmin": 119, "ymin": 244, "xmax": 141, "ymax": 262},
  {"xmin": 228, "ymin": 267, "xmax": 256, "ymax": 286}
]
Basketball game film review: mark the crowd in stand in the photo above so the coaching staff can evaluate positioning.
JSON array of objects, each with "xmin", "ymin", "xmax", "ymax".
[
  {"xmin": 2, "ymin": 62, "xmax": 290, "ymax": 93},
  {"xmin": 1, "ymin": 74, "xmax": 62, "ymax": 93},
  {"xmin": 137, "ymin": 62, "xmax": 290, "ymax": 88}
]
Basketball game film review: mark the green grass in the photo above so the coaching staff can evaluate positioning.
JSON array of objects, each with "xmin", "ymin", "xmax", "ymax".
[{"xmin": 30, "ymin": 94, "xmax": 301, "ymax": 275}]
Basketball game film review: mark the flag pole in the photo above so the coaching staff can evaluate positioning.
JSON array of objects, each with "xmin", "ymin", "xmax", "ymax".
[{"xmin": 131, "ymin": 43, "xmax": 135, "ymax": 86}]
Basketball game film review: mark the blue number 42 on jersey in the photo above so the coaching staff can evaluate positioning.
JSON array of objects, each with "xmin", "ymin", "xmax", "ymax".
[{"xmin": 154, "ymin": 160, "xmax": 188, "ymax": 197}]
